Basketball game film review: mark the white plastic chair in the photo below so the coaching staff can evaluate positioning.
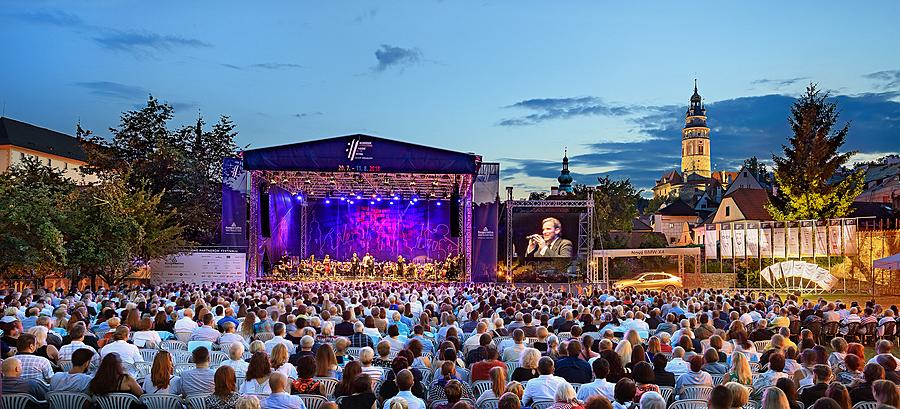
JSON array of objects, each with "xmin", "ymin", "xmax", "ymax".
[
  {"xmin": 297, "ymin": 394, "xmax": 328, "ymax": 409},
  {"xmin": 852, "ymin": 402, "xmax": 878, "ymax": 409},
  {"xmin": 680, "ymin": 385, "xmax": 713, "ymax": 400},
  {"xmin": 313, "ymin": 377, "xmax": 339, "ymax": 397},
  {"xmin": 47, "ymin": 391, "xmax": 92, "ymax": 409},
  {"xmin": 670, "ymin": 400, "xmax": 710, "ymax": 409},
  {"xmin": 185, "ymin": 394, "xmax": 210, "ymax": 409},
  {"xmin": 2, "ymin": 394, "xmax": 46, "ymax": 409},
  {"xmin": 140, "ymin": 348, "xmax": 159, "ymax": 362},
  {"xmin": 95, "ymin": 393, "xmax": 141, "ymax": 409},
  {"xmin": 141, "ymin": 393, "xmax": 185, "ymax": 409}
]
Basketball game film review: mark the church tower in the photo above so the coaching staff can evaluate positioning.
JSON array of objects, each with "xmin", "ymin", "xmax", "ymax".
[
  {"xmin": 681, "ymin": 80, "xmax": 711, "ymax": 178},
  {"xmin": 557, "ymin": 148, "xmax": 574, "ymax": 194}
]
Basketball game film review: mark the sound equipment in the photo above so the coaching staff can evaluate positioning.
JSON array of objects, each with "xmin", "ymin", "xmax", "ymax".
[
  {"xmin": 259, "ymin": 184, "xmax": 270, "ymax": 237},
  {"xmin": 450, "ymin": 184, "xmax": 461, "ymax": 237}
]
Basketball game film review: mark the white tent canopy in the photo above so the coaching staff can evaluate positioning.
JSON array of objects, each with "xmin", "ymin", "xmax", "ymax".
[{"xmin": 874, "ymin": 253, "xmax": 900, "ymax": 270}]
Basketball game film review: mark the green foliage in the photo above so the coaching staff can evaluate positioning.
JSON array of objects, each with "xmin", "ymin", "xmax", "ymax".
[
  {"xmin": 742, "ymin": 156, "xmax": 772, "ymax": 186},
  {"xmin": 645, "ymin": 191, "xmax": 675, "ymax": 215},
  {"xmin": 592, "ymin": 176, "xmax": 642, "ymax": 235},
  {"xmin": 767, "ymin": 84, "xmax": 864, "ymax": 220},
  {"xmin": 528, "ymin": 191, "xmax": 548, "ymax": 200},
  {"xmin": 81, "ymin": 96, "xmax": 239, "ymax": 244}
]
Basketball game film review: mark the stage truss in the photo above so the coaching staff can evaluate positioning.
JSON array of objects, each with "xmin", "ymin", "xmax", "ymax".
[{"xmin": 505, "ymin": 199, "xmax": 595, "ymax": 282}]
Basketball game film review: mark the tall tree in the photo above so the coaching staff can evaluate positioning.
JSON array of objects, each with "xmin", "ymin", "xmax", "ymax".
[
  {"xmin": 81, "ymin": 96, "xmax": 239, "ymax": 244},
  {"xmin": 592, "ymin": 176, "xmax": 641, "ymax": 235},
  {"xmin": 767, "ymin": 84, "xmax": 864, "ymax": 220},
  {"xmin": 742, "ymin": 156, "xmax": 772, "ymax": 186}
]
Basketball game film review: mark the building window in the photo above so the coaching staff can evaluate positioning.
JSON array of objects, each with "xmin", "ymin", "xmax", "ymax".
[
  {"xmin": 669, "ymin": 223, "xmax": 675, "ymax": 229},
  {"xmin": 725, "ymin": 206, "xmax": 730, "ymax": 217}
]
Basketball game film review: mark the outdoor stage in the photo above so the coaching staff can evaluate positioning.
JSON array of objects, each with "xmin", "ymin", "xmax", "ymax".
[{"xmin": 241, "ymin": 134, "xmax": 489, "ymax": 282}]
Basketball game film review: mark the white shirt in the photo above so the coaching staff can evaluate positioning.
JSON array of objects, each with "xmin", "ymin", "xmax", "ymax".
[
  {"xmin": 264, "ymin": 336, "xmax": 295, "ymax": 354},
  {"xmin": 174, "ymin": 317, "xmax": 198, "ymax": 333},
  {"xmin": 522, "ymin": 374, "xmax": 571, "ymax": 405},
  {"xmin": 241, "ymin": 377, "xmax": 273, "ymax": 396},
  {"xmin": 221, "ymin": 359, "xmax": 250, "ymax": 379},
  {"xmin": 100, "ymin": 340, "xmax": 144, "ymax": 365},
  {"xmin": 132, "ymin": 330, "xmax": 162, "ymax": 348},
  {"xmin": 577, "ymin": 378, "xmax": 616, "ymax": 402},
  {"xmin": 665, "ymin": 357, "xmax": 691, "ymax": 377},
  {"xmin": 274, "ymin": 362, "xmax": 298, "ymax": 379}
]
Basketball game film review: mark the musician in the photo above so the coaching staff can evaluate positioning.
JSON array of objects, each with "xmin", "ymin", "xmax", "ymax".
[
  {"xmin": 350, "ymin": 252, "xmax": 360, "ymax": 278},
  {"xmin": 362, "ymin": 252, "xmax": 374, "ymax": 277},
  {"xmin": 526, "ymin": 217, "xmax": 573, "ymax": 258}
]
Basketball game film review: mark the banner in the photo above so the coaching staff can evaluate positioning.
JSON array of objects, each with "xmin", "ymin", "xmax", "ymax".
[
  {"xmin": 221, "ymin": 158, "xmax": 248, "ymax": 247},
  {"xmin": 814, "ymin": 221, "xmax": 828, "ymax": 257},
  {"xmin": 720, "ymin": 223, "xmax": 733, "ymax": 259},
  {"xmin": 760, "ymin": 222, "xmax": 773, "ymax": 258},
  {"xmin": 471, "ymin": 163, "xmax": 500, "ymax": 282},
  {"xmin": 843, "ymin": 219, "xmax": 858, "ymax": 255},
  {"xmin": 787, "ymin": 221, "xmax": 800, "ymax": 258},
  {"xmin": 773, "ymin": 221, "xmax": 786, "ymax": 258},
  {"xmin": 800, "ymin": 221, "xmax": 814, "ymax": 257},
  {"xmin": 733, "ymin": 223, "xmax": 746, "ymax": 259},
  {"xmin": 828, "ymin": 220, "xmax": 842, "ymax": 255},
  {"xmin": 746, "ymin": 222, "xmax": 760, "ymax": 258},
  {"xmin": 150, "ymin": 248, "xmax": 246, "ymax": 284},
  {"xmin": 705, "ymin": 225, "xmax": 718, "ymax": 259}
]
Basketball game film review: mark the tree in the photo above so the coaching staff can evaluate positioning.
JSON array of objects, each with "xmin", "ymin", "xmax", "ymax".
[
  {"xmin": 0, "ymin": 158, "xmax": 73, "ymax": 283},
  {"xmin": 645, "ymin": 191, "xmax": 675, "ymax": 215},
  {"xmin": 528, "ymin": 191, "xmax": 548, "ymax": 200},
  {"xmin": 81, "ymin": 96, "xmax": 239, "ymax": 244},
  {"xmin": 742, "ymin": 156, "xmax": 772, "ymax": 186},
  {"xmin": 767, "ymin": 84, "xmax": 864, "ymax": 220},
  {"xmin": 593, "ymin": 176, "xmax": 641, "ymax": 235}
]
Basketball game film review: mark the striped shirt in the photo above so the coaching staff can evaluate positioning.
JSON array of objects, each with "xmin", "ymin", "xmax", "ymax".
[
  {"xmin": 58, "ymin": 341, "xmax": 100, "ymax": 367},
  {"xmin": 16, "ymin": 353, "xmax": 54, "ymax": 382}
]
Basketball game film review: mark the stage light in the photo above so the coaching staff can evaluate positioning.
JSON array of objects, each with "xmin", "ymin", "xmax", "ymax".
[
  {"xmin": 389, "ymin": 201, "xmax": 395, "ymax": 205},
  {"xmin": 436, "ymin": 201, "xmax": 442, "ymax": 206},
  {"xmin": 376, "ymin": 196, "xmax": 382, "ymax": 202},
  {"xmin": 325, "ymin": 199, "xmax": 331, "ymax": 204},
  {"xmin": 340, "ymin": 196, "xmax": 346, "ymax": 201},
  {"xmin": 356, "ymin": 194, "xmax": 362, "ymax": 200},
  {"xmin": 410, "ymin": 200, "xmax": 416, "ymax": 205},
  {"xmin": 369, "ymin": 200, "xmax": 375, "ymax": 205},
  {"xmin": 349, "ymin": 200, "xmax": 355, "ymax": 204},
  {"xmin": 392, "ymin": 195, "xmax": 399, "ymax": 201}
]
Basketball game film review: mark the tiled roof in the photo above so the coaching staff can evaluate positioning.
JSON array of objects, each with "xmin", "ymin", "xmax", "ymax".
[
  {"xmin": 724, "ymin": 188, "xmax": 772, "ymax": 221},
  {"xmin": 0, "ymin": 117, "xmax": 87, "ymax": 162}
]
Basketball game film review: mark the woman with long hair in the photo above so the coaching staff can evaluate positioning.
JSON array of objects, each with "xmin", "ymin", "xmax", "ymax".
[
  {"xmin": 513, "ymin": 348, "xmax": 541, "ymax": 382},
  {"xmin": 240, "ymin": 312, "xmax": 257, "ymax": 343},
  {"xmin": 406, "ymin": 339, "xmax": 431, "ymax": 369},
  {"xmin": 205, "ymin": 365, "xmax": 241, "ymax": 409},
  {"xmin": 646, "ymin": 337, "xmax": 662, "ymax": 361},
  {"xmin": 334, "ymin": 361, "xmax": 362, "ymax": 399},
  {"xmin": 270, "ymin": 343, "xmax": 297, "ymax": 379},
  {"xmin": 614, "ymin": 340, "xmax": 632, "ymax": 367},
  {"xmin": 761, "ymin": 387, "xmax": 789, "ymax": 409},
  {"xmin": 132, "ymin": 317, "xmax": 162, "ymax": 348},
  {"xmin": 775, "ymin": 377, "xmax": 800, "ymax": 409},
  {"xmin": 632, "ymin": 361, "xmax": 660, "ymax": 403},
  {"xmin": 338, "ymin": 374, "xmax": 378, "ymax": 409},
  {"xmin": 239, "ymin": 352, "xmax": 272, "ymax": 396},
  {"xmin": 315, "ymin": 342, "xmax": 339, "ymax": 378},
  {"xmin": 601, "ymin": 350, "xmax": 627, "ymax": 383},
  {"xmin": 724, "ymin": 349, "xmax": 752, "ymax": 386},
  {"xmin": 475, "ymin": 366, "xmax": 507, "ymax": 408},
  {"xmin": 627, "ymin": 344, "xmax": 647, "ymax": 371},
  {"xmin": 824, "ymin": 382, "xmax": 852, "ymax": 409},
  {"xmin": 581, "ymin": 335, "xmax": 598, "ymax": 360},
  {"xmin": 89, "ymin": 353, "xmax": 144, "ymax": 398},
  {"xmin": 26, "ymin": 326, "xmax": 59, "ymax": 363},
  {"xmin": 624, "ymin": 329, "xmax": 642, "ymax": 349},
  {"xmin": 873, "ymin": 379, "xmax": 900, "ymax": 407},
  {"xmin": 142, "ymin": 350, "xmax": 182, "ymax": 394}
]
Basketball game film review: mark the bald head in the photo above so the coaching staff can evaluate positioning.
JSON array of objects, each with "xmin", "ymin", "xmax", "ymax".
[
  {"xmin": 1, "ymin": 357, "xmax": 21, "ymax": 377},
  {"xmin": 269, "ymin": 372, "xmax": 289, "ymax": 393}
]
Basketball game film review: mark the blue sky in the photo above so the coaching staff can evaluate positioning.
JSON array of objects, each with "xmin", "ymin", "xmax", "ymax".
[{"xmin": 2, "ymin": 2, "xmax": 899, "ymax": 197}]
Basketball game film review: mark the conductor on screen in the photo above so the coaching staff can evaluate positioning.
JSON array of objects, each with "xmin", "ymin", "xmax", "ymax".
[{"xmin": 526, "ymin": 217, "xmax": 573, "ymax": 258}]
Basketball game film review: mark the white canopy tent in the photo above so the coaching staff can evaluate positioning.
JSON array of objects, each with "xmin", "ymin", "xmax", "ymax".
[{"xmin": 874, "ymin": 253, "xmax": 900, "ymax": 270}]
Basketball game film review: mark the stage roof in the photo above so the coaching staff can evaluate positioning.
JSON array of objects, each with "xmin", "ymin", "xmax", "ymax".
[{"xmin": 243, "ymin": 134, "xmax": 479, "ymax": 174}]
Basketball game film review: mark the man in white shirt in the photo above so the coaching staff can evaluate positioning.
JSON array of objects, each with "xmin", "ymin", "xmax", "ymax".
[
  {"xmin": 664, "ymin": 347, "xmax": 691, "ymax": 377},
  {"xmin": 100, "ymin": 327, "xmax": 144, "ymax": 365},
  {"xmin": 522, "ymin": 357, "xmax": 571, "ymax": 406},
  {"xmin": 220, "ymin": 343, "xmax": 250, "ymax": 379},
  {"xmin": 174, "ymin": 309, "xmax": 198, "ymax": 334},
  {"xmin": 264, "ymin": 323, "xmax": 294, "ymax": 354},
  {"xmin": 191, "ymin": 313, "xmax": 221, "ymax": 343},
  {"xmin": 218, "ymin": 322, "xmax": 247, "ymax": 349},
  {"xmin": 501, "ymin": 329, "xmax": 527, "ymax": 362},
  {"xmin": 576, "ymin": 357, "xmax": 616, "ymax": 402},
  {"xmin": 261, "ymin": 372, "xmax": 307, "ymax": 409},
  {"xmin": 464, "ymin": 321, "xmax": 489, "ymax": 349}
]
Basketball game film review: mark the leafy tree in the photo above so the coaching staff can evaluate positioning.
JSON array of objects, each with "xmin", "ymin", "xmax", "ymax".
[
  {"xmin": 593, "ymin": 176, "xmax": 641, "ymax": 234},
  {"xmin": 0, "ymin": 158, "xmax": 73, "ymax": 283},
  {"xmin": 742, "ymin": 156, "xmax": 772, "ymax": 186},
  {"xmin": 81, "ymin": 96, "xmax": 239, "ymax": 244},
  {"xmin": 645, "ymin": 191, "xmax": 675, "ymax": 215},
  {"xmin": 767, "ymin": 84, "xmax": 864, "ymax": 220},
  {"xmin": 528, "ymin": 191, "xmax": 548, "ymax": 200}
]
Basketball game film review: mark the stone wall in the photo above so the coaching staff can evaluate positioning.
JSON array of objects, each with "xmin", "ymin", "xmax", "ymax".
[{"xmin": 685, "ymin": 273, "xmax": 736, "ymax": 288}]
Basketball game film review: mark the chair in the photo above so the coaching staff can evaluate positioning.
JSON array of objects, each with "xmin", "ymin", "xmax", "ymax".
[
  {"xmin": 753, "ymin": 341, "xmax": 770, "ymax": 351},
  {"xmin": 473, "ymin": 380, "xmax": 493, "ymax": 397},
  {"xmin": 878, "ymin": 321, "xmax": 896, "ymax": 343},
  {"xmin": 297, "ymin": 394, "xmax": 328, "ymax": 409},
  {"xmin": 141, "ymin": 393, "xmax": 185, "ymax": 409},
  {"xmin": 156, "ymin": 330, "xmax": 175, "ymax": 340},
  {"xmin": 59, "ymin": 359, "xmax": 74, "ymax": 372},
  {"xmin": 187, "ymin": 341, "xmax": 214, "ymax": 353},
  {"xmin": 209, "ymin": 351, "xmax": 228, "ymax": 367},
  {"xmin": 47, "ymin": 391, "xmax": 92, "ymax": 409},
  {"xmin": 680, "ymin": 385, "xmax": 713, "ymax": 400},
  {"xmin": 255, "ymin": 332, "xmax": 275, "ymax": 342},
  {"xmin": 2, "ymin": 394, "xmax": 46, "ymax": 409},
  {"xmin": 658, "ymin": 386, "xmax": 674, "ymax": 403},
  {"xmin": 557, "ymin": 331, "xmax": 572, "ymax": 340},
  {"xmin": 505, "ymin": 361, "xmax": 521, "ymax": 374},
  {"xmin": 346, "ymin": 347, "xmax": 362, "ymax": 358},
  {"xmin": 171, "ymin": 350, "xmax": 193, "ymax": 363},
  {"xmin": 134, "ymin": 361, "xmax": 153, "ymax": 379},
  {"xmin": 313, "ymin": 377, "xmax": 339, "ymax": 397},
  {"xmin": 175, "ymin": 331, "xmax": 193, "ymax": 343},
  {"xmin": 175, "ymin": 362, "xmax": 197, "ymax": 375},
  {"xmin": 862, "ymin": 322, "xmax": 878, "ymax": 346},
  {"xmin": 96, "ymin": 393, "xmax": 141, "ymax": 409},
  {"xmin": 711, "ymin": 374, "xmax": 725, "ymax": 385},
  {"xmin": 531, "ymin": 400, "xmax": 555, "ymax": 409},
  {"xmin": 749, "ymin": 363, "xmax": 761, "ymax": 372},
  {"xmin": 140, "ymin": 348, "xmax": 159, "ymax": 362},
  {"xmin": 822, "ymin": 322, "xmax": 840, "ymax": 343},
  {"xmin": 743, "ymin": 401, "xmax": 761, "ymax": 409},
  {"xmin": 160, "ymin": 340, "xmax": 188, "ymax": 351},
  {"xmin": 852, "ymin": 403, "xmax": 878, "ymax": 409},
  {"xmin": 427, "ymin": 383, "xmax": 448, "ymax": 405},
  {"xmin": 842, "ymin": 322, "xmax": 861, "ymax": 342},
  {"xmin": 669, "ymin": 400, "xmax": 710, "ymax": 409},
  {"xmin": 478, "ymin": 398, "xmax": 500, "ymax": 409},
  {"xmin": 185, "ymin": 394, "xmax": 209, "ymax": 409}
]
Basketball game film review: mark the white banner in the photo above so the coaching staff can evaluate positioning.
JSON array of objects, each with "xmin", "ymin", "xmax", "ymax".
[
  {"xmin": 814, "ymin": 223, "xmax": 828, "ymax": 257},
  {"xmin": 746, "ymin": 223, "xmax": 760, "ymax": 258},
  {"xmin": 787, "ymin": 223, "xmax": 800, "ymax": 258},
  {"xmin": 720, "ymin": 224, "xmax": 733, "ymax": 259},
  {"xmin": 705, "ymin": 225, "xmax": 718, "ymax": 259},
  {"xmin": 760, "ymin": 223, "xmax": 773, "ymax": 258},
  {"xmin": 773, "ymin": 222, "xmax": 787, "ymax": 258},
  {"xmin": 149, "ymin": 249, "xmax": 246, "ymax": 285},
  {"xmin": 733, "ymin": 223, "xmax": 746, "ymax": 258},
  {"xmin": 800, "ymin": 221, "xmax": 814, "ymax": 257},
  {"xmin": 828, "ymin": 220, "xmax": 842, "ymax": 255},
  {"xmin": 843, "ymin": 219, "xmax": 858, "ymax": 255}
]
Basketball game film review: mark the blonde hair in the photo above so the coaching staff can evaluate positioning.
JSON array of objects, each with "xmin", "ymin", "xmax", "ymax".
[
  {"xmin": 389, "ymin": 398, "xmax": 409, "ymax": 409},
  {"xmin": 615, "ymin": 340, "xmax": 632, "ymax": 365},
  {"xmin": 725, "ymin": 382, "xmax": 749, "ymax": 407},
  {"xmin": 235, "ymin": 395, "xmax": 261, "ymax": 409},
  {"xmin": 250, "ymin": 340, "xmax": 265, "ymax": 354},
  {"xmin": 26, "ymin": 326, "xmax": 49, "ymax": 346},
  {"xmin": 520, "ymin": 348, "xmax": 541, "ymax": 369},
  {"xmin": 270, "ymin": 343, "xmax": 289, "ymax": 369},
  {"xmin": 624, "ymin": 329, "xmax": 641, "ymax": 348},
  {"xmin": 729, "ymin": 352, "xmax": 752, "ymax": 384},
  {"xmin": 554, "ymin": 383, "xmax": 577, "ymax": 403},
  {"xmin": 762, "ymin": 386, "xmax": 788, "ymax": 409}
]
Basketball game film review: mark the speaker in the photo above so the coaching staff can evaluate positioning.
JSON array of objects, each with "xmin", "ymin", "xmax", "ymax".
[
  {"xmin": 450, "ymin": 190, "xmax": 461, "ymax": 237},
  {"xmin": 259, "ymin": 185, "xmax": 270, "ymax": 238}
]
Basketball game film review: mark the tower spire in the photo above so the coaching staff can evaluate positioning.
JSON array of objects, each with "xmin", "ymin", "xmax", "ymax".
[{"xmin": 557, "ymin": 147, "xmax": 573, "ymax": 194}]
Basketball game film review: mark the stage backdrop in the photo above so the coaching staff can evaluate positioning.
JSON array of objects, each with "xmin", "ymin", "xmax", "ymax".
[
  {"xmin": 305, "ymin": 200, "xmax": 457, "ymax": 262},
  {"xmin": 471, "ymin": 163, "xmax": 500, "ymax": 282}
]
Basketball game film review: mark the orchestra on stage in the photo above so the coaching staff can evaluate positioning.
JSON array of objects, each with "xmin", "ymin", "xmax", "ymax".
[{"xmin": 268, "ymin": 252, "xmax": 463, "ymax": 282}]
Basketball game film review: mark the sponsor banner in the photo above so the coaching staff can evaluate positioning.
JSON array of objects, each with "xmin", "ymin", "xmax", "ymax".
[
  {"xmin": 814, "ymin": 221, "xmax": 828, "ymax": 257},
  {"xmin": 843, "ymin": 219, "xmax": 858, "ymax": 255},
  {"xmin": 800, "ymin": 221, "xmax": 814, "ymax": 257},
  {"xmin": 787, "ymin": 221, "xmax": 800, "ymax": 258},
  {"xmin": 828, "ymin": 220, "xmax": 842, "ymax": 255},
  {"xmin": 773, "ymin": 221, "xmax": 787, "ymax": 258},
  {"xmin": 733, "ymin": 223, "xmax": 746, "ymax": 259},
  {"xmin": 705, "ymin": 224, "xmax": 718, "ymax": 259},
  {"xmin": 221, "ymin": 158, "xmax": 248, "ymax": 247},
  {"xmin": 471, "ymin": 163, "xmax": 500, "ymax": 282},
  {"xmin": 746, "ymin": 222, "xmax": 760, "ymax": 258},
  {"xmin": 720, "ymin": 223, "xmax": 733, "ymax": 259},
  {"xmin": 149, "ymin": 248, "xmax": 245, "ymax": 285},
  {"xmin": 760, "ymin": 222, "xmax": 773, "ymax": 258}
]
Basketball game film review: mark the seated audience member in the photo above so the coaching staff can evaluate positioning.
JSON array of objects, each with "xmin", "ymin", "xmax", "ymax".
[
  {"xmin": 15, "ymin": 333, "xmax": 54, "ymax": 383},
  {"xmin": 383, "ymin": 369, "xmax": 427, "ymax": 409},
  {"xmin": 433, "ymin": 379, "xmax": 465, "ymax": 409},
  {"xmin": 612, "ymin": 378, "xmax": 637, "ymax": 409},
  {"xmin": 708, "ymin": 385, "xmax": 734, "ymax": 409},
  {"xmin": 554, "ymin": 341, "xmax": 593, "ymax": 384},
  {"xmin": 522, "ymin": 357, "xmax": 571, "ymax": 406},
  {"xmin": 89, "ymin": 353, "xmax": 144, "ymax": 398},
  {"xmin": 142, "ymin": 350, "xmax": 182, "ymax": 395},
  {"xmin": 849, "ymin": 363, "xmax": 885, "ymax": 404},
  {"xmin": 578, "ymin": 357, "xmax": 616, "ymax": 402},
  {"xmin": 1, "ymin": 357, "xmax": 49, "ymax": 400},
  {"xmin": 292, "ymin": 355, "xmax": 324, "ymax": 395},
  {"xmin": 471, "ymin": 344, "xmax": 506, "ymax": 382},
  {"xmin": 675, "ymin": 355, "xmax": 712, "ymax": 396},
  {"xmin": 181, "ymin": 346, "xmax": 217, "ymax": 396},
  {"xmin": 725, "ymin": 382, "xmax": 750, "ymax": 409},
  {"xmin": 50, "ymin": 348, "xmax": 94, "ymax": 394},
  {"xmin": 240, "ymin": 352, "xmax": 273, "ymax": 396},
  {"xmin": 261, "ymin": 372, "xmax": 305, "ymax": 409},
  {"xmin": 221, "ymin": 342, "xmax": 250, "ymax": 379},
  {"xmin": 205, "ymin": 365, "xmax": 241, "ymax": 409},
  {"xmin": 513, "ymin": 348, "xmax": 541, "ymax": 382},
  {"xmin": 99, "ymin": 326, "xmax": 143, "ymax": 365},
  {"xmin": 338, "ymin": 375, "xmax": 378, "ymax": 409},
  {"xmin": 799, "ymin": 365, "xmax": 832, "ymax": 408}
]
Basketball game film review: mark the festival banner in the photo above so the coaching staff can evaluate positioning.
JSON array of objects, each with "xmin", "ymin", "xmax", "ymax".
[
  {"xmin": 787, "ymin": 221, "xmax": 800, "ymax": 258},
  {"xmin": 800, "ymin": 221, "xmax": 814, "ymax": 257},
  {"xmin": 772, "ymin": 222, "xmax": 786, "ymax": 258},
  {"xmin": 814, "ymin": 221, "xmax": 828, "ymax": 257},
  {"xmin": 843, "ymin": 219, "xmax": 858, "ymax": 255},
  {"xmin": 150, "ymin": 248, "xmax": 246, "ymax": 285},
  {"xmin": 746, "ymin": 222, "xmax": 760, "ymax": 258},
  {"xmin": 471, "ymin": 162, "xmax": 500, "ymax": 282},
  {"xmin": 221, "ymin": 158, "xmax": 248, "ymax": 247},
  {"xmin": 720, "ymin": 223, "xmax": 733, "ymax": 259},
  {"xmin": 705, "ymin": 224, "xmax": 718, "ymax": 259},
  {"xmin": 733, "ymin": 222, "xmax": 746, "ymax": 259},
  {"xmin": 759, "ymin": 222, "xmax": 773, "ymax": 258},
  {"xmin": 828, "ymin": 219, "xmax": 842, "ymax": 255}
]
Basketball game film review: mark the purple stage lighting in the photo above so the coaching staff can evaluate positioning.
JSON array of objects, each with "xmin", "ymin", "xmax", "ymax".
[
  {"xmin": 349, "ymin": 200, "xmax": 355, "ymax": 204},
  {"xmin": 436, "ymin": 201, "xmax": 442, "ymax": 206},
  {"xmin": 369, "ymin": 200, "xmax": 375, "ymax": 205},
  {"xmin": 325, "ymin": 199, "xmax": 331, "ymax": 204},
  {"xmin": 389, "ymin": 201, "xmax": 395, "ymax": 205},
  {"xmin": 355, "ymin": 194, "xmax": 362, "ymax": 200}
]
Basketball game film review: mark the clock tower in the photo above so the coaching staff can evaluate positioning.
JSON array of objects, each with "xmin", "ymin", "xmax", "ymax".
[{"xmin": 681, "ymin": 80, "xmax": 711, "ymax": 178}]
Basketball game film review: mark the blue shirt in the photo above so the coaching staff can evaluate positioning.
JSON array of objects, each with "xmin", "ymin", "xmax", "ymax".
[{"xmin": 261, "ymin": 392, "xmax": 307, "ymax": 409}]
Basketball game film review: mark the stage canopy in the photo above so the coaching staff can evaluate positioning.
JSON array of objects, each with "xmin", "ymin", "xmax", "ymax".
[
  {"xmin": 243, "ymin": 134, "xmax": 479, "ymax": 199},
  {"xmin": 875, "ymin": 253, "xmax": 900, "ymax": 270}
]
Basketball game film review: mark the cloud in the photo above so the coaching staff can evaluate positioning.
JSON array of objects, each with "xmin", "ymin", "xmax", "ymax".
[
  {"xmin": 221, "ymin": 62, "xmax": 302, "ymax": 71},
  {"xmin": 76, "ymin": 81, "xmax": 149, "ymax": 100},
  {"xmin": 750, "ymin": 77, "xmax": 810, "ymax": 89},
  {"xmin": 372, "ymin": 44, "xmax": 421, "ymax": 72},
  {"xmin": 294, "ymin": 112, "xmax": 323, "ymax": 119},
  {"xmin": 94, "ymin": 31, "xmax": 212, "ymax": 52},
  {"xmin": 864, "ymin": 70, "xmax": 900, "ymax": 90},
  {"xmin": 501, "ymin": 91, "xmax": 900, "ymax": 195},
  {"xmin": 14, "ymin": 9, "xmax": 84, "ymax": 27},
  {"xmin": 499, "ymin": 97, "xmax": 645, "ymax": 126}
]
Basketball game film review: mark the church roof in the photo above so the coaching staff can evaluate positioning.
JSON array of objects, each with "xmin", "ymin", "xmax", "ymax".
[{"xmin": 723, "ymin": 188, "xmax": 773, "ymax": 221}]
